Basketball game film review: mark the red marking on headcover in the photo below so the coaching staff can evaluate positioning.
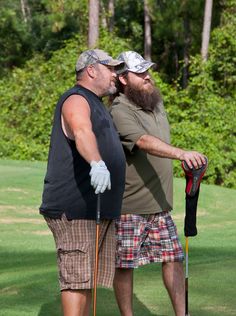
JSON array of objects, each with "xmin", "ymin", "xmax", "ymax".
[{"xmin": 181, "ymin": 158, "xmax": 208, "ymax": 196}]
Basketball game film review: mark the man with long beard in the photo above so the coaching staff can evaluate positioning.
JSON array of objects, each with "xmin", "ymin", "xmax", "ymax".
[{"xmin": 110, "ymin": 51, "xmax": 207, "ymax": 316}]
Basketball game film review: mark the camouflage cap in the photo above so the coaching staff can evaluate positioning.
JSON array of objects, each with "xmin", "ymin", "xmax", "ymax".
[
  {"xmin": 75, "ymin": 49, "xmax": 124, "ymax": 72},
  {"xmin": 117, "ymin": 51, "xmax": 155, "ymax": 74}
]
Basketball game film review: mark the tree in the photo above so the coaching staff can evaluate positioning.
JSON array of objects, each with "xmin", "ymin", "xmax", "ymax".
[
  {"xmin": 88, "ymin": 0, "xmax": 99, "ymax": 47},
  {"xmin": 114, "ymin": 0, "xmax": 144, "ymax": 53},
  {"xmin": 144, "ymin": 0, "xmax": 152, "ymax": 61},
  {"xmin": 181, "ymin": 0, "xmax": 191, "ymax": 88},
  {"xmin": 0, "ymin": 0, "xmax": 89, "ymax": 77},
  {"xmin": 147, "ymin": 0, "xmax": 208, "ymax": 84},
  {"xmin": 108, "ymin": 0, "xmax": 115, "ymax": 32},
  {"xmin": 201, "ymin": 0, "xmax": 213, "ymax": 61},
  {"xmin": 101, "ymin": 0, "xmax": 115, "ymax": 32},
  {"xmin": 20, "ymin": 0, "xmax": 31, "ymax": 24}
]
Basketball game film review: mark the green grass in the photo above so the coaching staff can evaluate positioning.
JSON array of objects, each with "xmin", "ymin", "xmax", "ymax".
[{"xmin": 0, "ymin": 159, "xmax": 236, "ymax": 316}]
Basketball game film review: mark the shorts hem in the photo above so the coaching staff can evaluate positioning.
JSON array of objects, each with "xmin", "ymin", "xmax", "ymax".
[
  {"xmin": 116, "ymin": 254, "xmax": 184, "ymax": 269},
  {"xmin": 60, "ymin": 281, "xmax": 113, "ymax": 291}
]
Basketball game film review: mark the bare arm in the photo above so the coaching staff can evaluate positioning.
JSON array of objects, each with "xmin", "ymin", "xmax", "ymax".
[
  {"xmin": 61, "ymin": 94, "xmax": 101, "ymax": 163},
  {"xmin": 136, "ymin": 134, "xmax": 206, "ymax": 169}
]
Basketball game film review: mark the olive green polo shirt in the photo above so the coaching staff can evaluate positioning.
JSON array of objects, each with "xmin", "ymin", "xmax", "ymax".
[{"xmin": 110, "ymin": 93, "xmax": 173, "ymax": 214}]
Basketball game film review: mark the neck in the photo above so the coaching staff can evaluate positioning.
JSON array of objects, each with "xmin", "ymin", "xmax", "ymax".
[{"xmin": 77, "ymin": 80, "xmax": 100, "ymax": 97}]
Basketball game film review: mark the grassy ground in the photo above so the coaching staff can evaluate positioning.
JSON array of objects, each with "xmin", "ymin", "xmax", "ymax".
[{"xmin": 0, "ymin": 159, "xmax": 236, "ymax": 316}]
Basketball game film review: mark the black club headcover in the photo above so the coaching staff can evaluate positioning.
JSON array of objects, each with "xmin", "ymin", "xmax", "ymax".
[{"xmin": 181, "ymin": 158, "xmax": 208, "ymax": 237}]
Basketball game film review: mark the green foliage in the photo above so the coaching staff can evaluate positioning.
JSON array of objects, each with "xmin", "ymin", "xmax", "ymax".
[
  {"xmin": 171, "ymin": 87, "xmax": 235, "ymax": 189},
  {"xmin": 150, "ymin": 2, "xmax": 236, "ymax": 188},
  {"xmin": 0, "ymin": 0, "xmax": 223, "ymax": 83},
  {"xmin": 0, "ymin": 0, "xmax": 88, "ymax": 77},
  {"xmin": 0, "ymin": 31, "xmax": 130, "ymax": 161},
  {"xmin": 151, "ymin": 54, "xmax": 236, "ymax": 188},
  {"xmin": 0, "ymin": 2, "xmax": 235, "ymax": 189},
  {"xmin": 29, "ymin": 0, "xmax": 88, "ymax": 56},
  {"xmin": 208, "ymin": 2, "xmax": 236, "ymax": 97},
  {"xmin": 114, "ymin": 0, "xmax": 144, "ymax": 53},
  {"xmin": 144, "ymin": 0, "xmax": 206, "ymax": 82},
  {"xmin": 0, "ymin": 6, "xmax": 31, "ymax": 75},
  {"xmin": 99, "ymin": 28, "xmax": 131, "ymax": 57},
  {"xmin": 0, "ymin": 36, "xmax": 86, "ymax": 160}
]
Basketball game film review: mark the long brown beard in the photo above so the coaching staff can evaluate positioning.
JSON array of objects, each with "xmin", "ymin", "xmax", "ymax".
[{"xmin": 125, "ymin": 82, "xmax": 162, "ymax": 111}]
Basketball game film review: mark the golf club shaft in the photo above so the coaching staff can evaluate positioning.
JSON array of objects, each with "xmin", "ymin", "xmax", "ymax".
[
  {"xmin": 93, "ymin": 193, "xmax": 101, "ymax": 316},
  {"xmin": 93, "ymin": 224, "xmax": 99, "ymax": 316},
  {"xmin": 185, "ymin": 236, "xmax": 189, "ymax": 316}
]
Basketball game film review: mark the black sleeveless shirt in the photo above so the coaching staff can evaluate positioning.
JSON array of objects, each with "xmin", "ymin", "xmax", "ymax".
[{"xmin": 39, "ymin": 85, "xmax": 126, "ymax": 220}]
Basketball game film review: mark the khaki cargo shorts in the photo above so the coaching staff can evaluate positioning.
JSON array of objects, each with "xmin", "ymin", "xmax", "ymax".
[{"xmin": 45, "ymin": 214, "xmax": 116, "ymax": 290}]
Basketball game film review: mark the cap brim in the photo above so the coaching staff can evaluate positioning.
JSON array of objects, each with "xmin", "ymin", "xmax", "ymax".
[
  {"xmin": 128, "ymin": 61, "xmax": 155, "ymax": 73},
  {"xmin": 100, "ymin": 60, "xmax": 124, "ymax": 67}
]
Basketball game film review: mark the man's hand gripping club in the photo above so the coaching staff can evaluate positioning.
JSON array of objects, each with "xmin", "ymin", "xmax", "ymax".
[{"xmin": 90, "ymin": 160, "xmax": 111, "ymax": 194}]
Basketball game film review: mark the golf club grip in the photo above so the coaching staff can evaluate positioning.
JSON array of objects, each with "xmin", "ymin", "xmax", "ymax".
[
  {"xmin": 96, "ymin": 193, "xmax": 101, "ymax": 224},
  {"xmin": 182, "ymin": 157, "xmax": 208, "ymax": 197}
]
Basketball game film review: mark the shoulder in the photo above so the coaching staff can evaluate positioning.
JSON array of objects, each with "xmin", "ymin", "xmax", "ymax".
[
  {"xmin": 62, "ymin": 94, "xmax": 90, "ymax": 116},
  {"xmin": 110, "ymin": 94, "xmax": 134, "ymax": 115},
  {"xmin": 59, "ymin": 86, "xmax": 91, "ymax": 108},
  {"xmin": 110, "ymin": 99, "xmax": 132, "ymax": 121},
  {"xmin": 64, "ymin": 94, "xmax": 89, "ymax": 107}
]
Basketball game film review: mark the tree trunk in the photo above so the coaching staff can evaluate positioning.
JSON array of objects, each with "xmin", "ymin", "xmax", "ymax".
[
  {"xmin": 88, "ymin": 0, "xmax": 99, "ymax": 48},
  {"xmin": 183, "ymin": 11, "xmax": 191, "ymax": 88},
  {"xmin": 20, "ymin": 0, "xmax": 31, "ymax": 24},
  {"xmin": 201, "ymin": 0, "xmax": 213, "ymax": 61},
  {"xmin": 172, "ymin": 41, "xmax": 179, "ymax": 87},
  {"xmin": 100, "ymin": 1, "xmax": 107, "ymax": 29},
  {"xmin": 101, "ymin": 0, "xmax": 115, "ymax": 32},
  {"xmin": 144, "ymin": 0, "xmax": 152, "ymax": 61},
  {"xmin": 108, "ymin": 0, "xmax": 115, "ymax": 32}
]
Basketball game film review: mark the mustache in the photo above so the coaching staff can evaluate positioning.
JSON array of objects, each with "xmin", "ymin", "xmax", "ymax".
[{"xmin": 144, "ymin": 78, "xmax": 155, "ymax": 85}]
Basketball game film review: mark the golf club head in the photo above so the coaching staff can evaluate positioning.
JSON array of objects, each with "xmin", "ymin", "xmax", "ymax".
[{"xmin": 182, "ymin": 157, "xmax": 208, "ymax": 197}]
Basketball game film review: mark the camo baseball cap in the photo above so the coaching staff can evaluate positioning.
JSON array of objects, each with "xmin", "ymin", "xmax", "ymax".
[
  {"xmin": 75, "ymin": 49, "xmax": 124, "ymax": 72},
  {"xmin": 117, "ymin": 51, "xmax": 155, "ymax": 74}
]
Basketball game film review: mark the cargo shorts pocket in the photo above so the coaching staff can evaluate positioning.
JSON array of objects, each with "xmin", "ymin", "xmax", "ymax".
[{"xmin": 58, "ymin": 243, "xmax": 90, "ymax": 284}]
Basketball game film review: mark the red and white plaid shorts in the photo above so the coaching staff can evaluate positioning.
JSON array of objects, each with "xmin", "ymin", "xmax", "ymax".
[{"xmin": 115, "ymin": 211, "xmax": 184, "ymax": 268}]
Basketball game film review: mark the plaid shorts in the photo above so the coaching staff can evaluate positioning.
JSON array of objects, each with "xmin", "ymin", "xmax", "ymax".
[
  {"xmin": 45, "ymin": 214, "xmax": 116, "ymax": 290},
  {"xmin": 115, "ymin": 211, "xmax": 184, "ymax": 268}
]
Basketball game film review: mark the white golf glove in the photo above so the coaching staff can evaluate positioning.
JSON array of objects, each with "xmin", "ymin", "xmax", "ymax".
[{"xmin": 89, "ymin": 160, "xmax": 111, "ymax": 194}]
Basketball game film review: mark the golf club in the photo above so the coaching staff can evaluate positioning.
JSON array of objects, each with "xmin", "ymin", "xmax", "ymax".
[
  {"xmin": 185, "ymin": 236, "xmax": 189, "ymax": 316},
  {"xmin": 182, "ymin": 158, "xmax": 208, "ymax": 316},
  {"xmin": 93, "ymin": 193, "xmax": 101, "ymax": 316}
]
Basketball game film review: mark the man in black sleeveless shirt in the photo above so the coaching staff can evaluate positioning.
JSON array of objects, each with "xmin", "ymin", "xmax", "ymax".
[{"xmin": 39, "ymin": 49, "xmax": 126, "ymax": 315}]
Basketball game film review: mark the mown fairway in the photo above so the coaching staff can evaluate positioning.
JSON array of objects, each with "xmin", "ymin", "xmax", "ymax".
[{"xmin": 0, "ymin": 159, "xmax": 235, "ymax": 316}]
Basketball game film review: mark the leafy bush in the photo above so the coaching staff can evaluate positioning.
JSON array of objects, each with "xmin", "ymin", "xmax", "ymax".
[
  {"xmin": 151, "ymin": 54, "xmax": 236, "ymax": 188},
  {"xmin": 151, "ymin": 1, "xmax": 236, "ymax": 188},
  {"xmin": 0, "ymin": 36, "xmax": 86, "ymax": 160},
  {"xmin": 0, "ymin": 25, "xmax": 235, "ymax": 189},
  {"xmin": 0, "ymin": 32, "xmax": 130, "ymax": 161}
]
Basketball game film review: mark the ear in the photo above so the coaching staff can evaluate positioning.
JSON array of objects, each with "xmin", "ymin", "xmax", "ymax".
[
  {"xmin": 86, "ymin": 64, "xmax": 96, "ymax": 79},
  {"xmin": 119, "ymin": 74, "xmax": 128, "ymax": 86}
]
